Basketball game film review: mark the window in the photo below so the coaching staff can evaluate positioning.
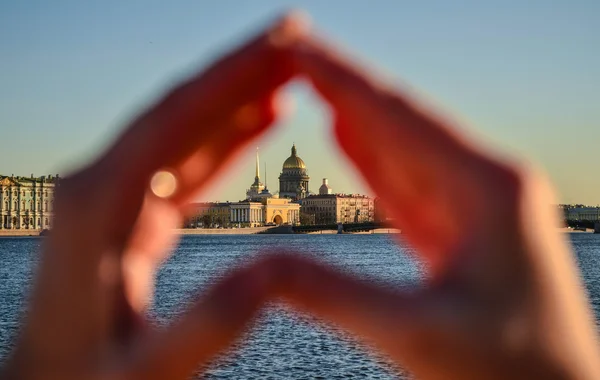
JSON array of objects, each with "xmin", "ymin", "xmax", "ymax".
[
  {"xmin": 38, "ymin": 218, "xmax": 41, "ymax": 227},
  {"xmin": 45, "ymin": 218, "xmax": 49, "ymax": 226},
  {"xmin": 44, "ymin": 201, "xmax": 48, "ymax": 211}
]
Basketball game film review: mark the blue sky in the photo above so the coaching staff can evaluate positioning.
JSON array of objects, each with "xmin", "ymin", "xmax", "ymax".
[{"xmin": 1, "ymin": 0, "xmax": 598, "ymax": 204}]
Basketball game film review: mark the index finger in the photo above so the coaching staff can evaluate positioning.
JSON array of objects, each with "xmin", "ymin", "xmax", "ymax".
[
  {"xmin": 96, "ymin": 12, "xmax": 310, "ymax": 192},
  {"xmin": 293, "ymin": 35, "xmax": 519, "ymax": 265},
  {"xmin": 294, "ymin": 35, "xmax": 482, "ymax": 171}
]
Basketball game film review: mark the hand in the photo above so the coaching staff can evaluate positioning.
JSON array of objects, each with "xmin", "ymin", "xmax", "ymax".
[
  {"xmin": 3, "ymin": 12, "xmax": 600, "ymax": 380},
  {"xmin": 1, "ymin": 13, "xmax": 308, "ymax": 380},
  {"xmin": 270, "ymin": 34, "xmax": 600, "ymax": 379}
]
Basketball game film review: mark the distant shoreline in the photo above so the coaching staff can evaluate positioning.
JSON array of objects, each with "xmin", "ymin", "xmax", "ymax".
[{"xmin": 0, "ymin": 227, "xmax": 593, "ymax": 238}]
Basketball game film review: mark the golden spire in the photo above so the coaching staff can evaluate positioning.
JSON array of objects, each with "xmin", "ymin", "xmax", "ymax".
[{"xmin": 255, "ymin": 147, "xmax": 260, "ymax": 180}]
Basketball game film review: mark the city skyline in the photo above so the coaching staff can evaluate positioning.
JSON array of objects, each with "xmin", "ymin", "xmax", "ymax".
[{"xmin": 1, "ymin": 1, "xmax": 598, "ymax": 204}]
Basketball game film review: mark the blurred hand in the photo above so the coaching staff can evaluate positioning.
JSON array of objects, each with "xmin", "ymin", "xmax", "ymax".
[
  {"xmin": 3, "ymin": 11, "xmax": 600, "ymax": 380},
  {"xmin": 272, "ymin": 35, "xmax": 600, "ymax": 379},
  {"xmin": 2, "ymin": 14, "xmax": 308, "ymax": 380}
]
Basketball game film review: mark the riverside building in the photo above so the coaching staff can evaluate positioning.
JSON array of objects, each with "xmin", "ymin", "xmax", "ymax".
[
  {"xmin": 0, "ymin": 174, "xmax": 59, "ymax": 230},
  {"xmin": 563, "ymin": 205, "xmax": 600, "ymax": 221},
  {"xmin": 300, "ymin": 179, "xmax": 374, "ymax": 224}
]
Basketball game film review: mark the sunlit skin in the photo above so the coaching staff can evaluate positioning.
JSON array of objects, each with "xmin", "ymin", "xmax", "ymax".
[{"xmin": 2, "ymin": 12, "xmax": 600, "ymax": 380}]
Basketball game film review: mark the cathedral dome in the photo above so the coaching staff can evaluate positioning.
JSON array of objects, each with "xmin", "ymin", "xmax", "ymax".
[{"xmin": 282, "ymin": 144, "xmax": 306, "ymax": 170}]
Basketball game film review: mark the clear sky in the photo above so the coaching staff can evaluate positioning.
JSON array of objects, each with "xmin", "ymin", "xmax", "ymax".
[{"xmin": 1, "ymin": 0, "xmax": 598, "ymax": 204}]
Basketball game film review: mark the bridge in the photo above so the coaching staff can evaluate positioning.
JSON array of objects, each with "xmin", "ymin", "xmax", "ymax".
[
  {"xmin": 258, "ymin": 222, "xmax": 388, "ymax": 234},
  {"xmin": 259, "ymin": 222, "xmax": 387, "ymax": 234},
  {"xmin": 294, "ymin": 222, "xmax": 386, "ymax": 233}
]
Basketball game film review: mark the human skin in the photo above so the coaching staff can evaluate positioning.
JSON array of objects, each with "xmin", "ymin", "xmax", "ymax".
[{"xmin": 2, "ymin": 12, "xmax": 599, "ymax": 380}]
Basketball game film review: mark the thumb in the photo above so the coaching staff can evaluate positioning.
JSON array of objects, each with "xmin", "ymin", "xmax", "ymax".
[{"xmin": 264, "ymin": 253, "xmax": 433, "ymax": 365}]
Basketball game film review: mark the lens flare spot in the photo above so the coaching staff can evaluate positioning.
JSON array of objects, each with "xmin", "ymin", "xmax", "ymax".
[{"xmin": 150, "ymin": 170, "xmax": 178, "ymax": 199}]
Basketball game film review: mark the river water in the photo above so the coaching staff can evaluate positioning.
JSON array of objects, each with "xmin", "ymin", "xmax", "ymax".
[{"xmin": 1, "ymin": 234, "xmax": 599, "ymax": 379}]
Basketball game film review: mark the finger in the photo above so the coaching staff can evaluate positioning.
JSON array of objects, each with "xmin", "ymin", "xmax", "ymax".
[
  {"xmin": 295, "ymin": 36, "xmax": 481, "ymax": 173},
  {"xmin": 49, "ymin": 12, "xmax": 308, "ymax": 265},
  {"xmin": 126, "ymin": 261, "xmax": 273, "ymax": 380},
  {"xmin": 294, "ymin": 36, "xmax": 519, "ymax": 264},
  {"xmin": 100, "ymin": 12, "xmax": 310, "ymax": 195},
  {"xmin": 128, "ymin": 253, "xmax": 427, "ymax": 380},
  {"xmin": 169, "ymin": 91, "xmax": 289, "ymax": 206},
  {"xmin": 113, "ymin": 92, "xmax": 286, "ymax": 336},
  {"xmin": 262, "ymin": 253, "xmax": 480, "ymax": 380},
  {"xmin": 51, "ymin": 12, "xmax": 310, "ymax": 249},
  {"xmin": 265, "ymin": 254, "xmax": 427, "ymax": 357}
]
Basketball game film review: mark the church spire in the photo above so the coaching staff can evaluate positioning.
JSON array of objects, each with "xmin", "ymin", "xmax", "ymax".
[{"xmin": 255, "ymin": 147, "xmax": 260, "ymax": 180}]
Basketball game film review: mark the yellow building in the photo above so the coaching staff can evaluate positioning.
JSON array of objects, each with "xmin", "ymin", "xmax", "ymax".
[
  {"xmin": 186, "ymin": 197, "xmax": 300, "ymax": 228},
  {"xmin": 263, "ymin": 197, "xmax": 300, "ymax": 225},
  {"xmin": 230, "ymin": 197, "xmax": 300, "ymax": 227}
]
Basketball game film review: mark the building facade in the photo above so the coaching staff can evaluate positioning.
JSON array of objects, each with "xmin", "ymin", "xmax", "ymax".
[
  {"xmin": 301, "ymin": 193, "xmax": 374, "ymax": 225},
  {"xmin": 0, "ymin": 174, "xmax": 59, "ymax": 230},
  {"xmin": 279, "ymin": 144, "xmax": 310, "ymax": 200},
  {"xmin": 562, "ymin": 205, "xmax": 600, "ymax": 221},
  {"xmin": 230, "ymin": 201, "xmax": 266, "ymax": 227},
  {"xmin": 185, "ymin": 202, "xmax": 232, "ymax": 228},
  {"xmin": 263, "ymin": 197, "xmax": 300, "ymax": 225},
  {"xmin": 185, "ymin": 197, "xmax": 300, "ymax": 228}
]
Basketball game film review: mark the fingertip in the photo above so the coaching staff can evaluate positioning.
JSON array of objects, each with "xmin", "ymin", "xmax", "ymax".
[{"xmin": 268, "ymin": 9, "xmax": 312, "ymax": 48}]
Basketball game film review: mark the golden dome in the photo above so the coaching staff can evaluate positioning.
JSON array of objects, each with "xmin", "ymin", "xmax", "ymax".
[{"xmin": 282, "ymin": 144, "xmax": 306, "ymax": 169}]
